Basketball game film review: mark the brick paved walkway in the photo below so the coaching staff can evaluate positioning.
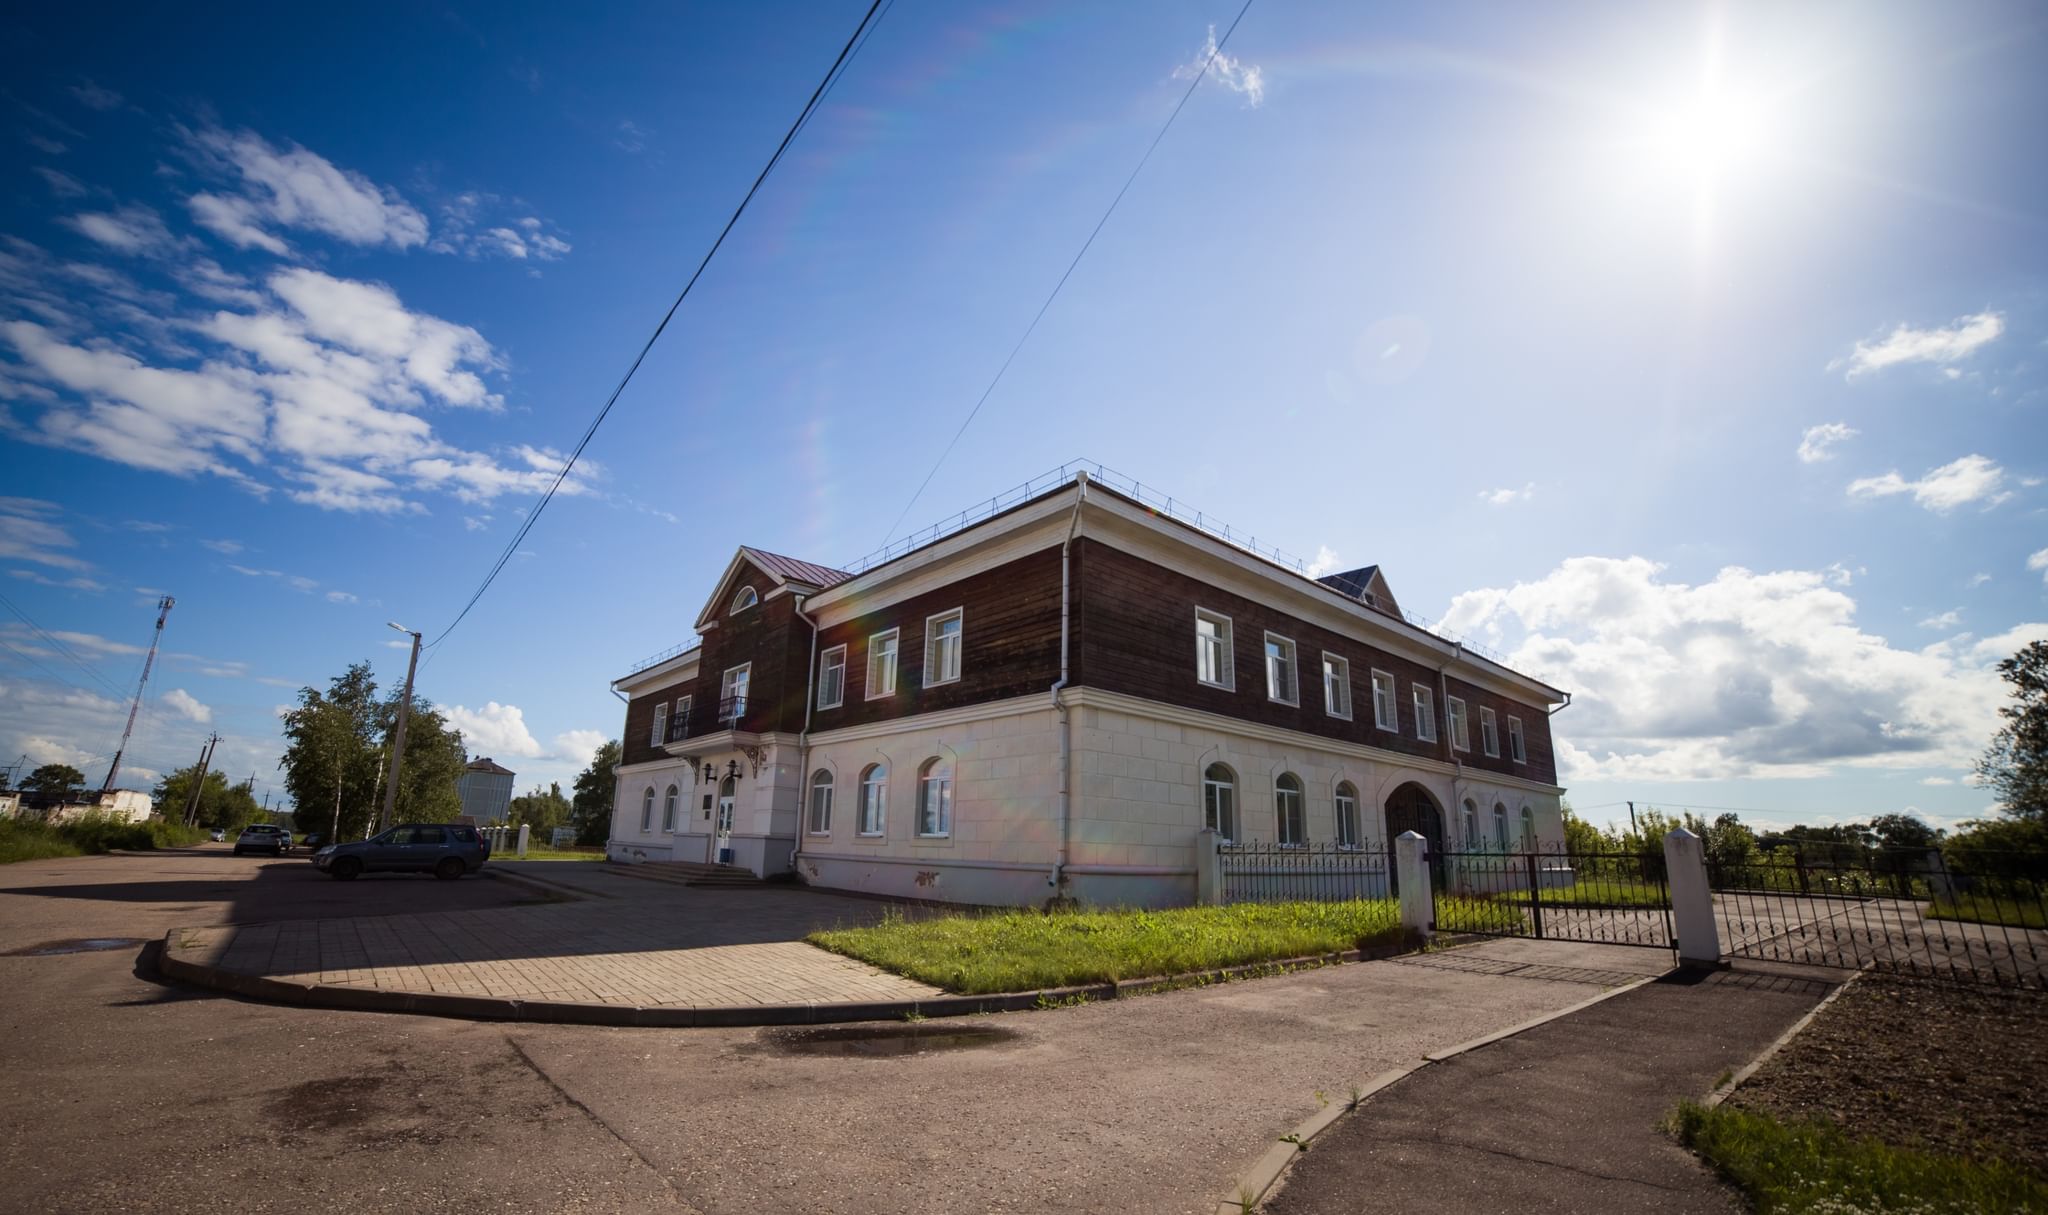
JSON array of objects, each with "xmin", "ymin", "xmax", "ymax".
[{"xmin": 167, "ymin": 875, "xmax": 940, "ymax": 1008}]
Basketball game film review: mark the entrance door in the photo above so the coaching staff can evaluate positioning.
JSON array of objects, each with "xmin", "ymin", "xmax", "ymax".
[
  {"xmin": 1383, "ymin": 782, "xmax": 1445, "ymax": 894},
  {"xmin": 714, "ymin": 775, "xmax": 737, "ymax": 863}
]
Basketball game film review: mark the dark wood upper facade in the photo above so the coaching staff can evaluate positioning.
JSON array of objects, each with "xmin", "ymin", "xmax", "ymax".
[{"xmin": 618, "ymin": 499, "xmax": 1561, "ymax": 785}]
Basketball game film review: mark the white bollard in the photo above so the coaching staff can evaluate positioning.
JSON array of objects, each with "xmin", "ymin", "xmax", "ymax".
[
  {"xmin": 1396, "ymin": 830, "xmax": 1433, "ymax": 939},
  {"xmin": 517, "ymin": 823, "xmax": 530, "ymax": 859},
  {"xmin": 1193, "ymin": 827, "xmax": 1223, "ymax": 905},
  {"xmin": 1663, "ymin": 827, "xmax": 1721, "ymax": 967}
]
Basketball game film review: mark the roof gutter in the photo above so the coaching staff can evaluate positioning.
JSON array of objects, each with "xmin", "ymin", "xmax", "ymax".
[{"xmin": 1048, "ymin": 472, "xmax": 1088, "ymax": 899}]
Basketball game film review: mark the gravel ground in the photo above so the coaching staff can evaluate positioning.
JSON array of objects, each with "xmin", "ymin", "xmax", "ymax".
[{"xmin": 1728, "ymin": 974, "xmax": 2048, "ymax": 1176}]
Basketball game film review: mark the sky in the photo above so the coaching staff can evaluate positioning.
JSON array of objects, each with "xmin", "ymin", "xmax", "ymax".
[{"xmin": 1, "ymin": 1, "xmax": 2043, "ymax": 834}]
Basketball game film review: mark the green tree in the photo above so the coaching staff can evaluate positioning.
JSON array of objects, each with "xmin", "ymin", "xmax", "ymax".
[
  {"xmin": 22, "ymin": 763, "xmax": 85, "ymax": 802},
  {"xmin": 152, "ymin": 766, "xmax": 261, "ymax": 832},
  {"xmin": 507, "ymin": 781, "xmax": 572, "ymax": 839},
  {"xmin": 279, "ymin": 662, "xmax": 384, "ymax": 841},
  {"xmin": 380, "ymin": 694, "xmax": 465, "ymax": 823},
  {"xmin": 569, "ymin": 739, "xmax": 620, "ymax": 846},
  {"xmin": 1977, "ymin": 639, "xmax": 2048, "ymax": 821}
]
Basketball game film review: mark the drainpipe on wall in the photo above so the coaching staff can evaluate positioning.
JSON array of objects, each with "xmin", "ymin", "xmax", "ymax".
[
  {"xmin": 1048, "ymin": 472, "xmax": 1089, "ymax": 894},
  {"xmin": 1438, "ymin": 645, "xmax": 1464, "ymax": 843},
  {"xmin": 791, "ymin": 594, "xmax": 819, "ymax": 876}
]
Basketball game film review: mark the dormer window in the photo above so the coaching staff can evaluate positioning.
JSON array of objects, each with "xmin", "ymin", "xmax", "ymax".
[{"xmin": 729, "ymin": 585, "xmax": 758, "ymax": 614}]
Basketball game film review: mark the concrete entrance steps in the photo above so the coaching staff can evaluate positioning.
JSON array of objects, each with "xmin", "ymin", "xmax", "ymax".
[{"xmin": 610, "ymin": 859, "xmax": 766, "ymax": 888}]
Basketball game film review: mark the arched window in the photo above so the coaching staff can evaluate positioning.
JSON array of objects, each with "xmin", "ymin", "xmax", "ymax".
[
  {"xmin": 639, "ymin": 786, "xmax": 654, "ymax": 832},
  {"xmin": 729, "ymin": 585, "xmax": 758, "ymax": 614},
  {"xmin": 808, "ymin": 770, "xmax": 834, "ymax": 835},
  {"xmin": 1463, "ymin": 798, "xmax": 1479, "ymax": 847},
  {"xmin": 1520, "ymin": 805, "xmax": 1537, "ymax": 852},
  {"xmin": 1202, "ymin": 763, "xmax": 1236, "ymax": 841},
  {"xmin": 858, "ymin": 763, "xmax": 887, "ymax": 835},
  {"xmin": 661, "ymin": 784, "xmax": 678, "ymax": 832},
  {"xmin": 1493, "ymin": 803, "xmax": 1510, "ymax": 851},
  {"xmin": 1334, "ymin": 781, "xmax": 1360, "ymax": 849},
  {"xmin": 1275, "ymin": 773, "xmax": 1305, "ymax": 846},
  {"xmin": 916, "ymin": 757, "xmax": 953, "ymax": 837}
]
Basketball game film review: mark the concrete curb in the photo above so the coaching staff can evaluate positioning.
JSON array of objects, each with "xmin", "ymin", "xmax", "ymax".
[
  {"xmin": 1213, "ymin": 966, "xmax": 1668, "ymax": 1214},
  {"xmin": 1699, "ymin": 966, "xmax": 1861, "ymax": 1110},
  {"xmin": 152, "ymin": 932, "xmax": 1422, "ymax": 1030}
]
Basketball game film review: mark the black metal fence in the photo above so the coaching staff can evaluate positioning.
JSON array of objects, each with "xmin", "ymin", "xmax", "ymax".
[
  {"xmin": 1432, "ymin": 844, "xmax": 1675, "ymax": 950},
  {"xmin": 1709, "ymin": 846, "xmax": 2046, "ymax": 989},
  {"xmin": 1218, "ymin": 840, "xmax": 1393, "ymax": 903}
]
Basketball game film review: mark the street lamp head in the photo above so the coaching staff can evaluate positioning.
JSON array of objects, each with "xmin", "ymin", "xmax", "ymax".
[{"xmin": 387, "ymin": 621, "xmax": 415, "ymax": 635}]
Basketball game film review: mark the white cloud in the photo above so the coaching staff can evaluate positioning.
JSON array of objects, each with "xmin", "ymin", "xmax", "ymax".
[
  {"xmin": 69, "ymin": 80, "xmax": 123, "ymax": 111},
  {"xmin": 2030, "ymin": 547, "xmax": 2048, "ymax": 586},
  {"xmin": 35, "ymin": 168, "xmax": 88, "ymax": 199},
  {"xmin": 1481, "ymin": 482, "xmax": 1537, "ymax": 506},
  {"xmin": 1968, "ymin": 572, "xmax": 1992, "ymax": 588},
  {"xmin": 614, "ymin": 120, "xmax": 648, "ymax": 153},
  {"xmin": 445, "ymin": 701, "xmax": 543, "ymax": 758},
  {"xmin": 1917, "ymin": 609, "xmax": 1961, "ymax": 630},
  {"xmin": 1847, "ymin": 454, "xmax": 2008, "ymax": 513},
  {"xmin": 62, "ymin": 205, "xmax": 186, "ymax": 257},
  {"xmin": 1834, "ymin": 310, "xmax": 2004, "ymax": 379},
  {"xmin": 1920, "ymin": 776, "xmax": 1955, "ymax": 786},
  {"xmin": 9, "ymin": 569, "xmax": 105, "ymax": 593},
  {"xmin": 430, "ymin": 196, "xmax": 572, "ymax": 262},
  {"xmin": 161, "ymin": 687, "xmax": 211, "ymax": 723},
  {"xmin": 1441, "ymin": 554, "xmax": 2048, "ymax": 782},
  {"xmin": 325, "ymin": 590, "xmax": 358, "ymax": 604},
  {"xmin": 1174, "ymin": 25, "xmax": 1264, "ymax": 106},
  {"xmin": 200, "ymin": 538, "xmax": 243, "ymax": 554},
  {"xmin": 1305, "ymin": 545, "xmax": 1341, "ymax": 578},
  {"xmin": 0, "ymin": 497, "xmax": 91, "ymax": 571},
  {"xmin": 1796, "ymin": 423, "xmax": 1857, "ymax": 464},
  {"xmin": 463, "ymin": 515, "xmax": 491, "ymax": 531},
  {"xmin": 183, "ymin": 127, "xmax": 428, "ymax": 252},
  {"xmin": 552, "ymin": 729, "xmax": 607, "ymax": 766}
]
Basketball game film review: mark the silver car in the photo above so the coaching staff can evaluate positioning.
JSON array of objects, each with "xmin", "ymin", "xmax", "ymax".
[
  {"xmin": 233, "ymin": 825, "xmax": 290, "ymax": 856},
  {"xmin": 313, "ymin": 824, "xmax": 489, "ymax": 881}
]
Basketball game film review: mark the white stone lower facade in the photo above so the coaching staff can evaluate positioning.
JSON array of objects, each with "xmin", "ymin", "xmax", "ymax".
[{"xmin": 608, "ymin": 689, "xmax": 1566, "ymax": 908}]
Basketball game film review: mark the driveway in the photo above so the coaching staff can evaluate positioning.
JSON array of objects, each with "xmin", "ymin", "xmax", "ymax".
[{"xmin": 0, "ymin": 847, "xmax": 1675, "ymax": 1214}]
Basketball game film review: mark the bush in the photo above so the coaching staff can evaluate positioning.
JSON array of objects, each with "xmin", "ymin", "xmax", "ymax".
[{"xmin": 0, "ymin": 812, "xmax": 206, "ymax": 863}]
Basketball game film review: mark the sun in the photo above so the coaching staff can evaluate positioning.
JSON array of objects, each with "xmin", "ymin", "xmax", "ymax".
[{"xmin": 1647, "ymin": 86, "xmax": 1769, "ymax": 191}]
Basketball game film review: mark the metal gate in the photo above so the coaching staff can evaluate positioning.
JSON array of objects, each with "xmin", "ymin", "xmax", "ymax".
[
  {"xmin": 1431, "ymin": 844, "xmax": 1675, "ymax": 951},
  {"xmin": 1709, "ymin": 846, "xmax": 2046, "ymax": 989}
]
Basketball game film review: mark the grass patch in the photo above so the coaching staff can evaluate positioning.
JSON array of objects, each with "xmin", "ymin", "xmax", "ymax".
[
  {"xmin": 0, "ymin": 813, "xmax": 205, "ymax": 863},
  {"xmin": 1926, "ymin": 894, "xmax": 2046, "ymax": 929},
  {"xmin": 1524, "ymin": 880, "xmax": 1668, "ymax": 908},
  {"xmin": 502, "ymin": 848, "xmax": 605, "ymax": 862},
  {"xmin": 1671, "ymin": 1100, "xmax": 2048, "ymax": 1214},
  {"xmin": 809, "ymin": 899, "xmax": 1431, "ymax": 994}
]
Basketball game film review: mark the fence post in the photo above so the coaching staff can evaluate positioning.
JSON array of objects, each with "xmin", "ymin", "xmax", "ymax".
[
  {"xmin": 1396, "ymin": 831, "xmax": 1432, "ymax": 939},
  {"xmin": 517, "ymin": 823, "xmax": 530, "ymax": 859},
  {"xmin": 1664, "ymin": 828, "xmax": 1720, "ymax": 968},
  {"xmin": 1194, "ymin": 828, "xmax": 1223, "ymax": 905}
]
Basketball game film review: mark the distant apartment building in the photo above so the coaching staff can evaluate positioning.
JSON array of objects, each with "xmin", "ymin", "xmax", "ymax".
[{"xmin": 456, "ymin": 758, "xmax": 516, "ymax": 823}]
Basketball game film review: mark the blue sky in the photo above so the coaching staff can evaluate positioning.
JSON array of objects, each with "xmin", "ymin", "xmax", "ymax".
[{"xmin": 1, "ymin": 2, "xmax": 2042, "ymax": 833}]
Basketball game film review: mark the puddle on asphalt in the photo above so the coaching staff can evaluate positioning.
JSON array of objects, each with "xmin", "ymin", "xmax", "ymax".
[
  {"xmin": 755, "ymin": 1022, "xmax": 1020, "ymax": 1057},
  {"xmin": 4, "ymin": 937, "xmax": 147, "ymax": 956}
]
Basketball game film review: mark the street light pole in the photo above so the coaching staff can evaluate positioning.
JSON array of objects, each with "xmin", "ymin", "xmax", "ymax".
[{"xmin": 378, "ymin": 623, "xmax": 422, "ymax": 833}]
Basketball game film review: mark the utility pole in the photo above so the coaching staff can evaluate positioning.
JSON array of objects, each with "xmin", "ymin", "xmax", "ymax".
[
  {"xmin": 377, "ymin": 624, "xmax": 422, "ymax": 833},
  {"xmin": 103, "ymin": 595, "xmax": 174, "ymax": 794},
  {"xmin": 182, "ymin": 733, "xmax": 221, "ymax": 826},
  {"xmin": 1627, "ymin": 801, "xmax": 1639, "ymax": 838}
]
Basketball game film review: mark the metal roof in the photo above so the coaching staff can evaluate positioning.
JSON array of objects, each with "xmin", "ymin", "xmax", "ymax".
[{"xmin": 737, "ymin": 546, "xmax": 850, "ymax": 590}]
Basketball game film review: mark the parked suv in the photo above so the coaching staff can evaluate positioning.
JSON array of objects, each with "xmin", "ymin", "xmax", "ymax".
[
  {"xmin": 313, "ymin": 824, "xmax": 489, "ymax": 881},
  {"xmin": 233, "ymin": 825, "xmax": 291, "ymax": 856}
]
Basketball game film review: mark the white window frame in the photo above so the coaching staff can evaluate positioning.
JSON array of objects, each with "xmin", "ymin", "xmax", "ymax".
[
  {"xmin": 857, "ymin": 764, "xmax": 887, "ymax": 835},
  {"xmin": 1413, "ymin": 685, "xmax": 1437, "ymax": 743},
  {"xmin": 817, "ymin": 645, "xmax": 847, "ymax": 710},
  {"xmin": 1275, "ymin": 773, "xmax": 1305, "ymax": 846},
  {"xmin": 1509, "ymin": 716, "xmax": 1526, "ymax": 764},
  {"xmin": 1480, "ymin": 706, "xmax": 1499, "ymax": 758},
  {"xmin": 1334, "ymin": 784, "xmax": 1360, "ymax": 850},
  {"xmin": 808, "ymin": 770, "xmax": 834, "ymax": 836},
  {"xmin": 720, "ymin": 663, "xmax": 751, "ymax": 722},
  {"xmin": 923, "ymin": 608, "xmax": 963, "ymax": 688},
  {"xmin": 1264, "ymin": 632, "xmax": 1299, "ymax": 706},
  {"xmin": 1493, "ymin": 804, "xmax": 1509, "ymax": 851},
  {"xmin": 1195, "ymin": 608, "xmax": 1234, "ymax": 690},
  {"xmin": 1322, "ymin": 652, "xmax": 1352, "ymax": 720},
  {"xmin": 1202, "ymin": 764, "xmax": 1236, "ymax": 841},
  {"xmin": 1371, "ymin": 669, "xmax": 1398, "ymax": 732},
  {"xmin": 866, "ymin": 629, "xmax": 899, "ymax": 700},
  {"xmin": 916, "ymin": 757, "xmax": 953, "ymax": 838},
  {"xmin": 1448, "ymin": 696, "xmax": 1470, "ymax": 752},
  {"xmin": 729, "ymin": 585, "xmax": 758, "ymax": 614},
  {"xmin": 639, "ymin": 786, "xmax": 653, "ymax": 832},
  {"xmin": 649, "ymin": 701, "xmax": 667, "ymax": 748},
  {"xmin": 661, "ymin": 784, "xmax": 678, "ymax": 833},
  {"xmin": 1520, "ymin": 805, "xmax": 1537, "ymax": 852},
  {"xmin": 1463, "ymin": 799, "xmax": 1479, "ymax": 846}
]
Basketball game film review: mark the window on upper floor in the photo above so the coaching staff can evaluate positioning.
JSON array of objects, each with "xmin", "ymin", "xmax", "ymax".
[
  {"xmin": 1265, "ymin": 633, "xmax": 1299, "ymax": 706},
  {"xmin": 808, "ymin": 770, "xmax": 834, "ymax": 835},
  {"xmin": 1323, "ymin": 652, "xmax": 1352, "ymax": 719},
  {"xmin": 1480, "ymin": 706, "xmax": 1499, "ymax": 758},
  {"xmin": 818, "ymin": 646, "xmax": 846, "ymax": 710},
  {"xmin": 925, "ymin": 609, "xmax": 963, "ymax": 687},
  {"xmin": 867, "ymin": 629, "xmax": 898, "ymax": 699},
  {"xmin": 1335, "ymin": 782, "xmax": 1360, "ymax": 849},
  {"xmin": 674, "ymin": 695, "xmax": 691, "ymax": 739},
  {"xmin": 858, "ymin": 763, "xmax": 887, "ymax": 835},
  {"xmin": 730, "ymin": 585, "xmax": 758, "ymax": 614},
  {"xmin": 917, "ymin": 757, "xmax": 953, "ymax": 837},
  {"xmin": 1275, "ymin": 772, "xmax": 1305, "ymax": 845},
  {"xmin": 650, "ymin": 702, "xmax": 667, "ymax": 748},
  {"xmin": 1371, "ymin": 670, "xmax": 1398, "ymax": 732},
  {"xmin": 1202, "ymin": 763, "xmax": 1236, "ymax": 841},
  {"xmin": 1509, "ymin": 716, "xmax": 1527, "ymax": 764},
  {"xmin": 1448, "ymin": 697, "xmax": 1470, "ymax": 752},
  {"xmin": 720, "ymin": 664, "xmax": 750, "ymax": 723},
  {"xmin": 1195, "ymin": 609, "xmax": 1234, "ymax": 689},
  {"xmin": 1413, "ymin": 685, "xmax": 1437, "ymax": 743}
]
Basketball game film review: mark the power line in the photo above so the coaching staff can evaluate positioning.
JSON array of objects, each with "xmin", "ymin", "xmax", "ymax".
[
  {"xmin": 425, "ymin": 0, "xmax": 889, "ymax": 651},
  {"xmin": 881, "ymin": 0, "xmax": 1260, "ymax": 543},
  {"xmin": 0, "ymin": 590, "xmax": 129, "ymax": 699}
]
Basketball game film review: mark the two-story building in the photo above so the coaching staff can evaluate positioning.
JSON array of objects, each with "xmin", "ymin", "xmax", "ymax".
[{"xmin": 608, "ymin": 471, "xmax": 1569, "ymax": 907}]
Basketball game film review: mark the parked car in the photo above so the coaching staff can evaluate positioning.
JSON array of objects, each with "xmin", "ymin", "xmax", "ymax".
[
  {"xmin": 298, "ymin": 832, "xmax": 326, "ymax": 852},
  {"xmin": 233, "ymin": 825, "xmax": 291, "ymax": 856},
  {"xmin": 314, "ymin": 824, "xmax": 489, "ymax": 881},
  {"xmin": 209, "ymin": 829, "xmax": 225, "ymax": 843}
]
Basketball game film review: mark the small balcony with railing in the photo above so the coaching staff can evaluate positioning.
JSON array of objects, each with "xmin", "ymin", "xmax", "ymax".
[{"xmin": 663, "ymin": 695, "xmax": 755, "ymax": 749}]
